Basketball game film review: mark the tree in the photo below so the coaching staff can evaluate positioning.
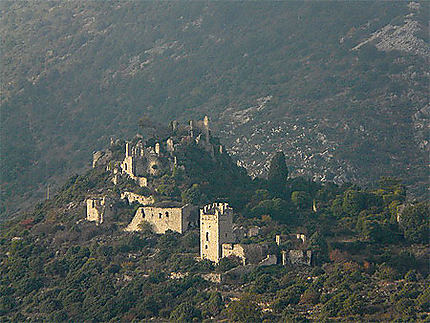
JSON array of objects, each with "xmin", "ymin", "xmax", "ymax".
[
  {"xmin": 267, "ymin": 152, "xmax": 288, "ymax": 197},
  {"xmin": 205, "ymin": 292, "xmax": 223, "ymax": 317},
  {"xmin": 181, "ymin": 184, "xmax": 206, "ymax": 205},
  {"xmin": 399, "ymin": 202, "xmax": 429, "ymax": 244},
  {"xmin": 227, "ymin": 295, "xmax": 261, "ymax": 323},
  {"xmin": 169, "ymin": 302, "xmax": 201, "ymax": 322},
  {"xmin": 250, "ymin": 198, "xmax": 290, "ymax": 223},
  {"xmin": 291, "ymin": 191, "xmax": 312, "ymax": 210},
  {"xmin": 342, "ymin": 190, "xmax": 366, "ymax": 215},
  {"xmin": 416, "ymin": 287, "xmax": 430, "ymax": 312},
  {"xmin": 342, "ymin": 293, "xmax": 364, "ymax": 315}
]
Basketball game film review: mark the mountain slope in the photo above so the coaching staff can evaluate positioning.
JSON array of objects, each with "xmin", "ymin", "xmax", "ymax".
[{"xmin": 1, "ymin": 1, "xmax": 428, "ymax": 217}]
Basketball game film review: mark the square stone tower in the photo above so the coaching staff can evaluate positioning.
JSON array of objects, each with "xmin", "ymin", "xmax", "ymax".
[{"xmin": 200, "ymin": 202, "xmax": 234, "ymax": 263}]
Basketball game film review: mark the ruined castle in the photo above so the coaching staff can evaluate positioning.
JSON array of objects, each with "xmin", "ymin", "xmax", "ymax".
[
  {"xmin": 92, "ymin": 116, "xmax": 224, "ymax": 188},
  {"xmin": 85, "ymin": 116, "xmax": 311, "ymax": 269},
  {"xmin": 87, "ymin": 116, "xmax": 224, "ymax": 234}
]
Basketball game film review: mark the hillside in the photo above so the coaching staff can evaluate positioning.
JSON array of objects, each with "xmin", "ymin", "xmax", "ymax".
[
  {"xmin": 1, "ymin": 1, "xmax": 429, "ymax": 217},
  {"xmin": 0, "ymin": 125, "xmax": 428, "ymax": 321}
]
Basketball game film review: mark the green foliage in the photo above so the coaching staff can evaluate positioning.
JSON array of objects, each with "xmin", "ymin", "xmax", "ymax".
[
  {"xmin": 227, "ymin": 295, "xmax": 261, "ymax": 323},
  {"xmin": 299, "ymin": 288, "xmax": 320, "ymax": 305},
  {"xmin": 375, "ymin": 263, "xmax": 400, "ymax": 281},
  {"xmin": 267, "ymin": 152, "xmax": 288, "ymax": 197},
  {"xmin": 320, "ymin": 292, "xmax": 347, "ymax": 317},
  {"xmin": 342, "ymin": 190, "xmax": 366, "ymax": 215},
  {"xmin": 399, "ymin": 202, "xmax": 429, "ymax": 244},
  {"xmin": 291, "ymin": 191, "xmax": 312, "ymax": 210},
  {"xmin": 169, "ymin": 302, "xmax": 201, "ymax": 322},
  {"xmin": 273, "ymin": 285, "xmax": 306, "ymax": 310},
  {"xmin": 342, "ymin": 292, "xmax": 364, "ymax": 315},
  {"xmin": 250, "ymin": 198, "xmax": 291, "ymax": 223},
  {"xmin": 203, "ymin": 292, "xmax": 223, "ymax": 318},
  {"xmin": 217, "ymin": 256, "xmax": 241, "ymax": 273},
  {"xmin": 250, "ymin": 273, "xmax": 279, "ymax": 294},
  {"xmin": 416, "ymin": 287, "xmax": 430, "ymax": 312},
  {"xmin": 156, "ymin": 175, "xmax": 180, "ymax": 198},
  {"xmin": 181, "ymin": 184, "xmax": 207, "ymax": 205}
]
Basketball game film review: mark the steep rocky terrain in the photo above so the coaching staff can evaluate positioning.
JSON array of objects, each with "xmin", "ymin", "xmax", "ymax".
[{"xmin": 1, "ymin": 1, "xmax": 428, "ymax": 217}]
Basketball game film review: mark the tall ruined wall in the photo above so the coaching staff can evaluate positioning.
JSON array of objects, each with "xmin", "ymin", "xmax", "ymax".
[
  {"xmin": 86, "ymin": 197, "xmax": 114, "ymax": 225},
  {"xmin": 125, "ymin": 205, "xmax": 192, "ymax": 234}
]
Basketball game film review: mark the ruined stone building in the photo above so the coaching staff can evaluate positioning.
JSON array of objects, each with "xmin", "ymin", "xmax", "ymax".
[
  {"xmin": 276, "ymin": 234, "xmax": 312, "ymax": 266},
  {"xmin": 222, "ymin": 243, "xmax": 273, "ymax": 265},
  {"xmin": 125, "ymin": 204, "xmax": 196, "ymax": 234},
  {"xmin": 233, "ymin": 225, "xmax": 261, "ymax": 240},
  {"xmin": 121, "ymin": 191, "xmax": 155, "ymax": 206},
  {"xmin": 120, "ymin": 141, "xmax": 150, "ymax": 187},
  {"xmin": 281, "ymin": 250, "xmax": 312, "ymax": 266},
  {"xmin": 200, "ymin": 202, "xmax": 235, "ymax": 263},
  {"xmin": 92, "ymin": 116, "xmax": 225, "ymax": 189},
  {"xmin": 86, "ymin": 196, "xmax": 115, "ymax": 225}
]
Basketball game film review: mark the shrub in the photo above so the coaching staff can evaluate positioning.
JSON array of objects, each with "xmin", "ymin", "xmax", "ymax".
[{"xmin": 227, "ymin": 295, "xmax": 261, "ymax": 323}]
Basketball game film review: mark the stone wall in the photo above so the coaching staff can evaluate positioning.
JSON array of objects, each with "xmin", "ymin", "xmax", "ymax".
[
  {"xmin": 121, "ymin": 192, "xmax": 154, "ymax": 206},
  {"xmin": 222, "ymin": 243, "xmax": 270, "ymax": 265},
  {"xmin": 86, "ymin": 197, "xmax": 114, "ymax": 225},
  {"xmin": 282, "ymin": 250, "xmax": 312, "ymax": 266},
  {"xmin": 222, "ymin": 243, "xmax": 246, "ymax": 265},
  {"xmin": 259, "ymin": 254, "xmax": 277, "ymax": 266},
  {"xmin": 125, "ymin": 204, "xmax": 194, "ymax": 234},
  {"xmin": 200, "ymin": 203, "xmax": 235, "ymax": 263}
]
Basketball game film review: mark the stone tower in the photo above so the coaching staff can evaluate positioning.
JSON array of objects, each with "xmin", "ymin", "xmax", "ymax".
[
  {"xmin": 122, "ymin": 140, "xmax": 145, "ymax": 178},
  {"xmin": 203, "ymin": 115, "xmax": 210, "ymax": 144},
  {"xmin": 200, "ymin": 202, "xmax": 234, "ymax": 263}
]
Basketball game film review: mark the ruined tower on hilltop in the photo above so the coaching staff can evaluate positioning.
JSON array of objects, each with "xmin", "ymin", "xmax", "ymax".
[
  {"xmin": 121, "ymin": 140, "xmax": 147, "ymax": 185},
  {"xmin": 200, "ymin": 202, "xmax": 235, "ymax": 263}
]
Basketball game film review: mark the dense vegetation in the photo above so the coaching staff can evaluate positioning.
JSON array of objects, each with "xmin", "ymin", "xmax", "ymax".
[
  {"xmin": 1, "ymin": 133, "xmax": 428, "ymax": 321},
  {"xmin": 1, "ymin": 1, "xmax": 428, "ymax": 218}
]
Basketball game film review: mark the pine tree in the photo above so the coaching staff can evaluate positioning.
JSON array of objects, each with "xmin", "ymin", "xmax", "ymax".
[{"xmin": 268, "ymin": 151, "xmax": 288, "ymax": 197}]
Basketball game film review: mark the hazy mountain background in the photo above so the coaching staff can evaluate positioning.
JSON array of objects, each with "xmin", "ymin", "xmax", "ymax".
[{"xmin": 1, "ymin": 1, "xmax": 428, "ymax": 218}]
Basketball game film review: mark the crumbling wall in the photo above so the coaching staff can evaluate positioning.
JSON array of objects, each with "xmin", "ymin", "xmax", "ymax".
[
  {"xmin": 222, "ymin": 243, "xmax": 270, "ymax": 265},
  {"xmin": 259, "ymin": 254, "xmax": 277, "ymax": 266},
  {"xmin": 121, "ymin": 192, "xmax": 154, "ymax": 206},
  {"xmin": 282, "ymin": 250, "xmax": 312, "ymax": 266},
  {"xmin": 125, "ymin": 204, "xmax": 193, "ymax": 234},
  {"xmin": 222, "ymin": 243, "xmax": 247, "ymax": 265},
  {"xmin": 86, "ymin": 197, "xmax": 114, "ymax": 225}
]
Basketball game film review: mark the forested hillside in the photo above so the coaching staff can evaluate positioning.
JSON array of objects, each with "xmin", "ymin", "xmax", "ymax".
[
  {"xmin": 1, "ymin": 130, "xmax": 428, "ymax": 321},
  {"xmin": 1, "ymin": 1, "xmax": 428, "ymax": 217}
]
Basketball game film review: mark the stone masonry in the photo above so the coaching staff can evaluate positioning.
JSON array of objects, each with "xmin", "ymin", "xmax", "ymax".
[
  {"xmin": 125, "ymin": 204, "xmax": 195, "ymax": 234},
  {"xmin": 200, "ymin": 202, "xmax": 235, "ymax": 263},
  {"xmin": 86, "ymin": 197, "xmax": 115, "ymax": 225}
]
